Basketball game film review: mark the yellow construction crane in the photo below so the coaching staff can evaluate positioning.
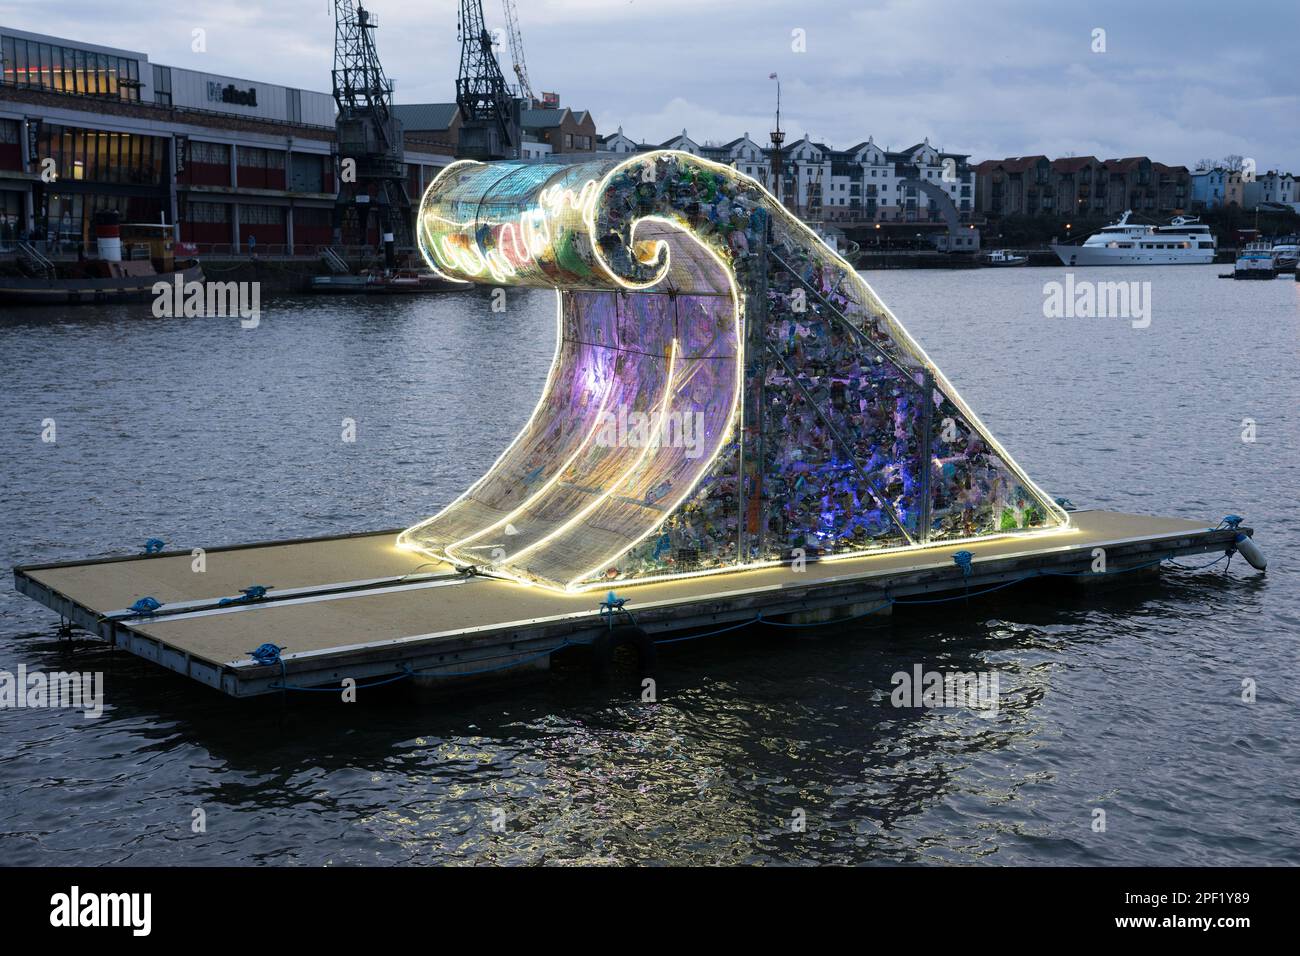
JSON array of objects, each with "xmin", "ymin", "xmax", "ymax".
[{"xmin": 500, "ymin": 0, "xmax": 535, "ymax": 104}]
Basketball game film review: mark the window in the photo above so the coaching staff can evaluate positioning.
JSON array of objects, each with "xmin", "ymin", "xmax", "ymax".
[
  {"xmin": 287, "ymin": 88, "xmax": 302, "ymax": 124},
  {"xmin": 191, "ymin": 140, "xmax": 230, "ymax": 165},
  {"xmin": 238, "ymin": 147, "xmax": 285, "ymax": 170},
  {"xmin": 153, "ymin": 65, "xmax": 172, "ymax": 107},
  {"xmin": 100, "ymin": 54, "xmax": 115, "ymax": 96},
  {"xmin": 1, "ymin": 39, "xmax": 139, "ymax": 100},
  {"xmin": 14, "ymin": 39, "xmax": 28, "ymax": 86},
  {"xmin": 47, "ymin": 45, "xmax": 62, "ymax": 91},
  {"xmin": 239, "ymin": 204, "xmax": 282, "ymax": 225},
  {"xmin": 187, "ymin": 201, "xmax": 230, "ymax": 223},
  {"xmin": 293, "ymin": 206, "xmax": 331, "ymax": 227},
  {"xmin": 34, "ymin": 122, "xmax": 165, "ymax": 186},
  {"xmin": 1, "ymin": 37, "xmax": 14, "ymax": 85}
]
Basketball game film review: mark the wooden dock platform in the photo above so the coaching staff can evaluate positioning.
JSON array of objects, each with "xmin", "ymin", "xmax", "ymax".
[{"xmin": 13, "ymin": 511, "xmax": 1245, "ymax": 698}]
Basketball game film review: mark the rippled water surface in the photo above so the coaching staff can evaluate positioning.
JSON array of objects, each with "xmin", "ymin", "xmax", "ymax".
[{"xmin": 1, "ymin": 265, "xmax": 1296, "ymax": 865}]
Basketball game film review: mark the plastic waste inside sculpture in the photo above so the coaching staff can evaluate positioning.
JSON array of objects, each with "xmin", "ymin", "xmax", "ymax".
[{"xmin": 398, "ymin": 151, "xmax": 1069, "ymax": 592}]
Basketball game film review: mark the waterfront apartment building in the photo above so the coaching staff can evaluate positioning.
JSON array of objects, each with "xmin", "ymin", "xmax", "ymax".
[
  {"xmin": 769, "ymin": 136, "xmax": 975, "ymax": 225},
  {"xmin": 1243, "ymin": 169, "xmax": 1297, "ymax": 211},
  {"xmin": 975, "ymin": 155, "xmax": 1191, "ymax": 219},
  {"xmin": 392, "ymin": 101, "xmax": 598, "ymax": 161},
  {"xmin": 599, "ymin": 129, "xmax": 975, "ymax": 225},
  {"xmin": 1190, "ymin": 166, "xmax": 1246, "ymax": 210},
  {"xmin": 520, "ymin": 106, "xmax": 597, "ymax": 155},
  {"xmin": 0, "ymin": 25, "xmax": 453, "ymax": 253},
  {"xmin": 598, "ymin": 126, "xmax": 640, "ymax": 155}
]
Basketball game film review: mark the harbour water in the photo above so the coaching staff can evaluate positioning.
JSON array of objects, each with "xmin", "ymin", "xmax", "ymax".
[{"xmin": 0, "ymin": 264, "xmax": 1296, "ymax": 865}]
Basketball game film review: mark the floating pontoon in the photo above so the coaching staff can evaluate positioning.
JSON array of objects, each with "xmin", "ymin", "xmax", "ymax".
[{"xmin": 13, "ymin": 152, "xmax": 1263, "ymax": 697}]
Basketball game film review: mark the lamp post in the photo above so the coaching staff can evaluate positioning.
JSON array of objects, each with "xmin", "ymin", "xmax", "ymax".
[{"xmin": 768, "ymin": 72, "xmax": 784, "ymax": 207}]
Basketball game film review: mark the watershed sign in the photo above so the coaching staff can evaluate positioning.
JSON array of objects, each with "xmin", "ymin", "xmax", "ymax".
[{"xmin": 207, "ymin": 81, "xmax": 258, "ymax": 108}]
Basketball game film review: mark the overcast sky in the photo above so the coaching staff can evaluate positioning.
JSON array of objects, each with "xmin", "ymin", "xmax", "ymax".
[{"xmin": 3, "ymin": 0, "xmax": 1295, "ymax": 170}]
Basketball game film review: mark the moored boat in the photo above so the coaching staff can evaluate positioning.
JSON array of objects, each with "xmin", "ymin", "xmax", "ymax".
[
  {"xmin": 308, "ymin": 269, "xmax": 461, "ymax": 294},
  {"xmin": 0, "ymin": 212, "xmax": 202, "ymax": 306},
  {"xmin": 0, "ymin": 262, "xmax": 205, "ymax": 304},
  {"xmin": 1270, "ymin": 236, "xmax": 1298, "ymax": 272},
  {"xmin": 1233, "ymin": 241, "xmax": 1278, "ymax": 279},
  {"xmin": 982, "ymin": 249, "xmax": 1029, "ymax": 267},
  {"xmin": 1051, "ymin": 211, "xmax": 1216, "ymax": 266}
]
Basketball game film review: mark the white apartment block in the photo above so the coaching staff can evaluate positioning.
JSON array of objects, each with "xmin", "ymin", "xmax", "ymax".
[{"xmin": 598, "ymin": 127, "xmax": 976, "ymax": 224}]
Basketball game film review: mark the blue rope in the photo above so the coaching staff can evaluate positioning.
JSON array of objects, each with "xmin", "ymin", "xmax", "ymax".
[
  {"xmin": 761, "ymin": 599, "xmax": 896, "ymax": 627},
  {"xmin": 1168, "ymin": 551, "xmax": 1232, "ymax": 572},
  {"xmin": 219, "ymin": 585, "xmax": 271, "ymax": 607},
  {"xmin": 248, "ymin": 642, "xmax": 287, "ymax": 686},
  {"xmin": 952, "ymin": 550, "xmax": 974, "ymax": 578},
  {"xmin": 248, "ymin": 642, "xmax": 285, "ymax": 665},
  {"xmin": 1037, "ymin": 556, "xmax": 1166, "ymax": 577},
  {"xmin": 129, "ymin": 596, "xmax": 163, "ymax": 615},
  {"xmin": 653, "ymin": 618, "xmax": 758, "ymax": 645},
  {"xmin": 270, "ymin": 671, "xmax": 414, "ymax": 693},
  {"xmin": 599, "ymin": 590, "xmax": 628, "ymax": 630},
  {"xmin": 894, "ymin": 577, "xmax": 1025, "ymax": 604}
]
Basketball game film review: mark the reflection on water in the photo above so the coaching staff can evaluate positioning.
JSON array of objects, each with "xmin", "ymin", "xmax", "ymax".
[{"xmin": 0, "ymin": 266, "xmax": 1296, "ymax": 865}]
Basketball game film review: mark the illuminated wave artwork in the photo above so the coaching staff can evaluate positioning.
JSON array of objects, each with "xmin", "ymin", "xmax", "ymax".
[{"xmin": 398, "ymin": 151, "xmax": 1069, "ymax": 592}]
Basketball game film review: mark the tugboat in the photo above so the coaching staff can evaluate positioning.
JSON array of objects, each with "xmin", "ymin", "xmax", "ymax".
[
  {"xmin": 0, "ymin": 211, "xmax": 202, "ymax": 305},
  {"xmin": 1233, "ymin": 241, "xmax": 1278, "ymax": 279}
]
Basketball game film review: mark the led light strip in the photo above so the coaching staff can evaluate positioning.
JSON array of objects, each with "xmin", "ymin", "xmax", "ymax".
[
  {"xmin": 565, "ymin": 222, "xmax": 745, "ymax": 589},
  {"xmin": 397, "ymin": 290, "xmax": 567, "ymax": 552},
  {"xmin": 442, "ymin": 335, "xmax": 622, "ymax": 560},
  {"xmin": 496, "ymin": 338, "xmax": 682, "ymax": 568},
  {"xmin": 414, "ymin": 159, "xmax": 481, "ymax": 285}
]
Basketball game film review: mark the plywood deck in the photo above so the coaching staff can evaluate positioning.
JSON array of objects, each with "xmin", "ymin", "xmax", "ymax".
[
  {"xmin": 14, "ymin": 511, "xmax": 1237, "ymax": 697},
  {"xmin": 20, "ymin": 529, "xmax": 432, "ymax": 617}
]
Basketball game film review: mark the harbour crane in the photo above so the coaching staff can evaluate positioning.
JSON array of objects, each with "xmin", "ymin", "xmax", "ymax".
[
  {"xmin": 455, "ymin": 0, "xmax": 519, "ymax": 159},
  {"xmin": 500, "ymin": 0, "xmax": 535, "ymax": 105},
  {"xmin": 330, "ymin": 0, "xmax": 411, "ymax": 265}
]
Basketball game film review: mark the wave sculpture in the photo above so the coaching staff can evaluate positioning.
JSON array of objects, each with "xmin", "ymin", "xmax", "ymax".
[{"xmin": 399, "ymin": 151, "xmax": 1069, "ymax": 591}]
